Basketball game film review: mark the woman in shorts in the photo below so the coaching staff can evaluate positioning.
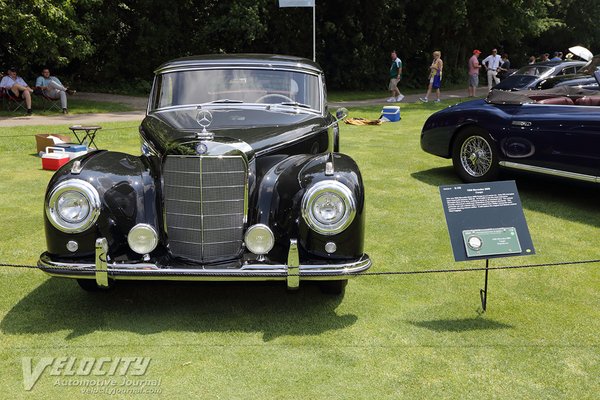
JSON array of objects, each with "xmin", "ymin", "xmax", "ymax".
[{"xmin": 420, "ymin": 51, "xmax": 443, "ymax": 103}]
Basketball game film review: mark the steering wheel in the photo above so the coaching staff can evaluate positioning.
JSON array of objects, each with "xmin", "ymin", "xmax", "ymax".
[{"xmin": 255, "ymin": 93, "xmax": 294, "ymax": 104}]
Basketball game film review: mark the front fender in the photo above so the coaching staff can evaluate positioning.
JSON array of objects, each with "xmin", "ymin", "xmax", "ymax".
[
  {"xmin": 255, "ymin": 153, "xmax": 365, "ymax": 263},
  {"xmin": 44, "ymin": 151, "xmax": 158, "ymax": 259}
]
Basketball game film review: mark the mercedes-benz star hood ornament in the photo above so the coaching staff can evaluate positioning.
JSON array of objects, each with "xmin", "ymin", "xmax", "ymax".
[{"xmin": 196, "ymin": 107, "xmax": 214, "ymax": 140}]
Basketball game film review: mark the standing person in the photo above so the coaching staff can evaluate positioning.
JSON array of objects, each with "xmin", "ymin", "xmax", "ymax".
[
  {"xmin": 497, "ymin": 53, "xmax": 511, "ymax": 80},
  {"xmin": 419, "ymin": 50, "xmax": 443, "ymax": 103},
  {"xmin": 541, "ymin": 53, "xmax": 549, "ymax": 62},
  {"xmin": 35, "ymin": 68, "xmax": 74, "ymax": 114},
  {"xmin": 468, "ymin": 49, "xmax": 481, "ymax": 97},
  {"xmin": 387, "ymin": 50, "xmax": 404, "ymax": 102},
  {"xmin": 528, "ymin": 55, "xmax": 536, "ymax": 64},
  {"xmin": 482, "ymin": 48, "xmax": 502, "ymax": 90},
  {"xmin": 0, "ymin": 67, "xmax": 33, "ymax": 114}
]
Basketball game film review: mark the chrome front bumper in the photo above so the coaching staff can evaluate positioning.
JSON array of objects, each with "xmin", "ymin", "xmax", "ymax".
[{"xmin": 38, "ymin": 239, "xmax": 371, "ymax": 290}]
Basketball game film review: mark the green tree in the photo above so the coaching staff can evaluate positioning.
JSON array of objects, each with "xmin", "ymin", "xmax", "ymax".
[{"xmin": 0, "ymin": 0, "xmax": 93, "ymax": 75}]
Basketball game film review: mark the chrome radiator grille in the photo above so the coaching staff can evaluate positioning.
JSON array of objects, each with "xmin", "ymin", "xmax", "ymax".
[{"xmin": 163, "ymin": 155, "xmax": 247, "ymax": 262}]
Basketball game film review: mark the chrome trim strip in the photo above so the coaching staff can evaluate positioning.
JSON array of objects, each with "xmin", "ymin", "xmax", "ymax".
[
  {"xmin": 499, "ymin": 161, "xmax": 600, "ymax": 183},
  {"xmin": 170, "ymin": 226, "xmax": 243, "ymax": 232},
  {"xmin": 169, "ymin": 239, "xmax": 243, "ymax": 246},
  {"xmin": 199, "ymin": 155, "xmax": 205, "ymax": 258},
  {"xmin": 153, "ymin": 103, "xmax": 321, "ymax": 115},
  {"xmin": 95, "ymin": 238, "xmax": 109, "ymax": 288},
  {"xmin": 156, "ymin": 65, "xmax": 322, "ymax": 77},
  {"xmin": 38, "ymin": 253, "xmax": 371, "ymax": 281},
  {"xmin": 523, "ymin": 103, "xmax": 600, "ymax": 109},
  {"xmin": 287, "ymin": 239, "xmax": 300, "ymax": 290}
]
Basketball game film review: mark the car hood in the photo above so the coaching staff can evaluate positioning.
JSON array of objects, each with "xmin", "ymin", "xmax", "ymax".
[{"xmin": 141, "ymin": 107, "xmax": 329, "ymax": 157}]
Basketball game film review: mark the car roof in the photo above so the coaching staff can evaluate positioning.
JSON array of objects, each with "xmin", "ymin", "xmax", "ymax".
[
  {"xmin": 155, "ymin": 54, "xmax": 323, "ymax": 74},
  {"xmin": 530, "ymin": 60, "xmax": 586, "ymax": 67}
]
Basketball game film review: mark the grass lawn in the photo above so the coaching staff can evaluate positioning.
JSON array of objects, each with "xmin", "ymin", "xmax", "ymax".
[
  {"xmin": 0, "ymin": 103, "xmax": 598, "ymax": 399},
  {"xmin": 0, "ymin": 97, "xmax": 134, "ymax": 117}
]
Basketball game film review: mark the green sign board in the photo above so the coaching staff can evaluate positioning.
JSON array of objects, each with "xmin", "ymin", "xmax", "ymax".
[{"xmin": 462, "ymin": 227, "xmax": 523, "ymax": 258}]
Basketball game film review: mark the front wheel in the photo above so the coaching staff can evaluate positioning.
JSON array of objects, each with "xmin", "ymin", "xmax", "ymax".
[{"xmin": 452, "ymin": 128, "xmax": 499, "ymax": 183}]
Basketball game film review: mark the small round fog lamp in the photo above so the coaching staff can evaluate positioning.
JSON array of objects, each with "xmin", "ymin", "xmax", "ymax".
[
  {"xmin": 66, "ymin": 240, "xmax": 79, "ymax": 252},
  {"xmin": 325, "ymin": 242, "xmax": 337, "ymax": 254},
  {"xmin": 244, "ymin": 224, "xmax": 274, "ymax": 255},
  {"xmin": 128, "ymin": 224, "xmax": 158, "ymax": 255}
]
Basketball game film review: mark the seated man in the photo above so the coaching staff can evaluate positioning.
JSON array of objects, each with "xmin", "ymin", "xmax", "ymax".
[
  {"xmin": 0, "ymin": 67, "xmax": 33, "ymax": 115},
  {"xmin": 35, "ymin": 68, "xmax": 74, "ymax": 114}
]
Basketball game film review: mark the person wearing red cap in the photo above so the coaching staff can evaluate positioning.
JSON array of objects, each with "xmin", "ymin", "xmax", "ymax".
[{"xmin": 468, "ymin": 50, "xmax": 482, "ymax": 97}]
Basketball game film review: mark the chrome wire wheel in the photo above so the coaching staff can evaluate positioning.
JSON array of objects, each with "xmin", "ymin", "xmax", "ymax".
[{"xmin": 459, "ymin": 135, "xmax": 493, "ymax": 177}]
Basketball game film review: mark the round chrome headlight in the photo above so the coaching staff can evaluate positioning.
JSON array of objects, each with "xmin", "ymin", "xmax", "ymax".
[
  {"xmin": 46, "ymin": 180, "xmax": 101, "ymax": 233},
  {"xmin": 244, "ymin": 224, "xmax": 275, "ymax": 255},
  {"xmin": 128, "ymin": 224, "xmax": 158, "ymax": 255},
  {"xmin": 301, "ymin": 180, "xmax": 356, "ymax": 235}
]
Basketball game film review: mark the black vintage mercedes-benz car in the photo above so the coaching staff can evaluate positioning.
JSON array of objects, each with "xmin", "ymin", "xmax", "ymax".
[{"xmin": 38, "ymin": 54, "xmax": 370, "ymax": 295}]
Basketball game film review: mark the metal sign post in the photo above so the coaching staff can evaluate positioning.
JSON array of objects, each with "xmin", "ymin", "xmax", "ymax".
[
  {"xmin": 279, "ymin": 0, "xmax": 316, "ymax": 62},
  {"xmin": 481, "ymin": 259, "xmax": 490, "ymax": 311}
]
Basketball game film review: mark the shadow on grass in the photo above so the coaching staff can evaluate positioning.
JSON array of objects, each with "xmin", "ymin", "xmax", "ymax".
[
  {"xmin": 412, "ymin": 167, "xmax": 600, "ymax": 228},
  {"xmin": 0, "ymin": 278, "xmax": 356, "ymax": 341},
  {"xmin": 408, "ymin": 317, "xmax": 512, "ymax": 332}
]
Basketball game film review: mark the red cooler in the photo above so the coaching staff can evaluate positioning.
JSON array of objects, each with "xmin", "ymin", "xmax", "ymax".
[{"xmin": 42, "ymin": 147, "xmax": 70, "ymax": 170}]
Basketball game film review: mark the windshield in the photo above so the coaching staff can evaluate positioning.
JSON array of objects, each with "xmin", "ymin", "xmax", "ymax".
[
  {"xmin": 151, "ymin": 68, "xmax": 322, "ymax": 111},
  {"xmin": 514, "ymin": 65, "xmax": 552, "ymax": 77}
]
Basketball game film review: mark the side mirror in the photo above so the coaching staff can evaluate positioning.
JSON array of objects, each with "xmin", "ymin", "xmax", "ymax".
[{"xmin": 335, "ymin": 107, "xmax": 348, "ymax": 121}]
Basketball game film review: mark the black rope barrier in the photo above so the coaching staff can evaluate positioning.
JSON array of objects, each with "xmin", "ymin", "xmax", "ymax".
[{"xmin": 1, "ymin": 258, "xmax": 599, "ymax": 277}]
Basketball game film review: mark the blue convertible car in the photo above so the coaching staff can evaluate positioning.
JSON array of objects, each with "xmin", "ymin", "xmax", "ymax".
[{"xmin": 421, "ymin": 72, "xmax": 600, "ymax": 183}]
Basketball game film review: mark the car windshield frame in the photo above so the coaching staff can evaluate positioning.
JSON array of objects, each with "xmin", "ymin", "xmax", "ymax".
[{"xmin": 149, "ymin": 67, "xmax": 323, "ymax": 114}]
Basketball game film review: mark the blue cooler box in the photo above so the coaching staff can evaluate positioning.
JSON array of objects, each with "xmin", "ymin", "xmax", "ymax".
[
  {"xmin": 56, "ymin": 143, "xmax": 87, "ymax": 152},
  {"xmin": 381, "ymin": 106, "xmax": 401, "ymax": 122},
  {"xmin": 55, "ymin": 143, "xmax": 88, "ymax": 160}
]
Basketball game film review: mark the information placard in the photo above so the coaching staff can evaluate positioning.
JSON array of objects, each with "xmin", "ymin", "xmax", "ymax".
[{"xmin": 440, "ymin": 180, "xmax": 534, "ymax": 261}]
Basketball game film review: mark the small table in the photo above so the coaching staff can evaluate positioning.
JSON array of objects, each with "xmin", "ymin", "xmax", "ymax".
[{"xmin": 69, "ymin": 125, "xmax": 102, "ymax": 149}]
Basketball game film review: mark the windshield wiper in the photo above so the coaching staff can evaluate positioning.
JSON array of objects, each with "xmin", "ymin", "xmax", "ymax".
[
  {"xmin": 278, "ymin": 101, "xmax": 312, "ymax": 109},
  {"xmin": 210, "ymin": 99, "xmax": 243, "ymax": 104}
]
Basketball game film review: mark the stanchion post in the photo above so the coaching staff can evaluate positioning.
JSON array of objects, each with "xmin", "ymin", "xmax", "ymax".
[{"xmin": 480, "ymin": 258, "xmax": 490, "ymax": 312}]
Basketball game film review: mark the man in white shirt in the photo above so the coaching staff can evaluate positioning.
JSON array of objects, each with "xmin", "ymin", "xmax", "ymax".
[
  {"xmin": 35, "ymin": 68, "xmax": 74, "ymax": 114},
  {"xmin": 482, "ymin": 48, "xmax": 502, "ymax": 90},
  {"xmin": 0, "ymin": 67, "xmax": 33, "ymax": 114}
]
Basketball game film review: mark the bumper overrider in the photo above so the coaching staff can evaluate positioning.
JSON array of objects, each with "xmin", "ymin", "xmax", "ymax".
[{"xmin": 38, "ymin": 238, "xmax": 372, "ymax": 289}]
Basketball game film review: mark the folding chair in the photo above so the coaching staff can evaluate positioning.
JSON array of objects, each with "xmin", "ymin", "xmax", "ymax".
[
  {"xmin": 34, "ymin": 89, "xmax": 62, "ymax": 112},
  {"xmin": 1, "ymin": 88, "xmax": 26, "ymax": 112}
]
